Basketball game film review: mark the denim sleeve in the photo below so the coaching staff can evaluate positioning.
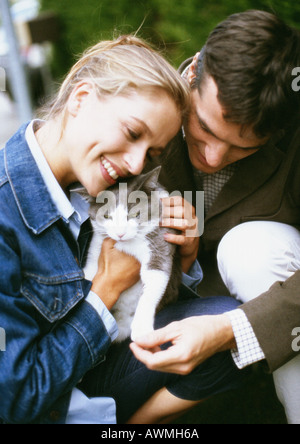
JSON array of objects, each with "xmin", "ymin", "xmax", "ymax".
[
  {"xmin": 86, "ymin": 291, "xmax": 119, "ymax": 341},
  {"xmin": 0, "ymin": 234, "xmax": 111, "ymax": 424},
  {"xmin": 181, "ymin": 260, "xmax": 203, "ymax": 291}
]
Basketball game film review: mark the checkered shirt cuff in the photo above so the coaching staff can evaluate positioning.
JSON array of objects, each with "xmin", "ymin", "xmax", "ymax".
[{"xmin": 227, "ymin": 309, "xmax": 266, "ymax": 369}]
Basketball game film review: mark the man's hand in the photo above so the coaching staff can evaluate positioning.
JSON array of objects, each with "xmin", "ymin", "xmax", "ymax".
[
  {"xmin": 161, "ymin": 196, "xmax": 200, "ymax": 273},
  {"xmin": 91, "ymin": 238, "xmax": 141, "ymax": 310},
  {"xmin": 130, "ymin": 314, "xmax": 236, "ymax": 375}
]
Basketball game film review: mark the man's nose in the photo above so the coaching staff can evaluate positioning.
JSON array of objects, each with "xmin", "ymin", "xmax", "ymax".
[{"xmin": 204, "ymin": 142, "xmax": 230, "ymax": 168}]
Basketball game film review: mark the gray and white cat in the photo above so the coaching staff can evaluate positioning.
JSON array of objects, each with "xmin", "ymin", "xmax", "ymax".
[{"xmin": 82, "ymin": 167, "xmax": 181, "ymax": 342}]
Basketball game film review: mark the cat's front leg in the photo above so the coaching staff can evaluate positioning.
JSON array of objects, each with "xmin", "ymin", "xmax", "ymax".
[
  {"xmin": 130, "ymin": 269, "xmax": 169, "ymax": 342},
  {"xmin": 83, "ymin": 257, "xmax": 98, "ymax": 282},
  {"xmin": 83, "ymin": 235, "xmax": 104, "ymax": 281}
]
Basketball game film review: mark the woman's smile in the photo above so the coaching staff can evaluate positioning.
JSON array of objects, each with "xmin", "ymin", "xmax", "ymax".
[{"xmin": 100, "ymin": 156, "xmax": 121, "ymax": 185}]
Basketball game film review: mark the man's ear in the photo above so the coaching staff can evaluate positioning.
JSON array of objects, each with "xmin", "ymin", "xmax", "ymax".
[{"xmin": 67, "ymin": 81, "xmax": 94, "ymax": 117}]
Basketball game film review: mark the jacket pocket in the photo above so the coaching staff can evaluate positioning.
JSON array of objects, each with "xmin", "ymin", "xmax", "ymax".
[{"xmin": 21, "ymin": 273, "xmax": 88, "ymax": 323}]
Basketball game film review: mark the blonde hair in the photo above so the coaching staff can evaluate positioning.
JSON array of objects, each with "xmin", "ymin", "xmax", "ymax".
[{"xmin": 43, "ymin": 35, "xmax": 190, "ymax": 121}]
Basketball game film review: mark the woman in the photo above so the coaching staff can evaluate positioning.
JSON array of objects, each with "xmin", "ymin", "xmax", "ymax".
[{"xmin": 0, "ymin": 35, "xmax": 245, "ymax": 424}]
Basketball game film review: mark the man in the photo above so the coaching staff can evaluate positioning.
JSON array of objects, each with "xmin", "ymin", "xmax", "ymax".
[{"xmin": 131, "ymin": 10, "xmax": 300, "ymax": 424}]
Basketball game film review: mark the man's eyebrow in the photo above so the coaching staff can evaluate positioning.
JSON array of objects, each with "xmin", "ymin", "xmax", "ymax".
[
  {"xmin": 196, "ymin": 112, "xmax": 221, "ymax": 140},
  {"xmin": 196, "ymin": 112, "xmax": 265, "ymax": 150}
]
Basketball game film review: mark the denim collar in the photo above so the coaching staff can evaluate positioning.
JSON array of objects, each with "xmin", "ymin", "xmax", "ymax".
[
  {"xmin": 25, "ymin": 120, "xmax": 75, "ymax": 222},
  {"xmin": 4, "ymin": 123, "xmax": 62, "ymax": 235}
]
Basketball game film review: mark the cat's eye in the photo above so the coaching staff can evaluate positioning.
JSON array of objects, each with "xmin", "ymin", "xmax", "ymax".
[
  {"xmin": 129, "ymin": 211, "xmax": 140, "ymax": 219},
  {"xmin": 103, "ymin": 214, "xmax": 110, "ymax": 219}
]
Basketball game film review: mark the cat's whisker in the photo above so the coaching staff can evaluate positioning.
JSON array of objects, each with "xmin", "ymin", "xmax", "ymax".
[{"xmin": 89, "ymin": 226, "xmax": 107, "ymax": 235}]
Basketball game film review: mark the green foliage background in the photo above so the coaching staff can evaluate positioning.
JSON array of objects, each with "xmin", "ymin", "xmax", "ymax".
[{"xmin": 40, "ymin": 0, "xmax": 300, "ymax": 80}]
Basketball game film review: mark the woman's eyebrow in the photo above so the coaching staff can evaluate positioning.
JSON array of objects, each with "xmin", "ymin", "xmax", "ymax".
[
  {"xmin": 130, "ymin": 117, "xmax": 166, "ymax": 151},
  {"xmin": 130, "ymin": 117, "xmax": 153, "ymax": 137}
]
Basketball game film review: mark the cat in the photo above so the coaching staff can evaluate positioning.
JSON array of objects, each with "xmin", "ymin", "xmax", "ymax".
[{"xmin": 81, "ymin": 167, "xmax": 182, "ymax": 342}]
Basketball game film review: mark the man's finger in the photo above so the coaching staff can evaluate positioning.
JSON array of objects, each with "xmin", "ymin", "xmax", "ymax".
[
  {"xmin": 130, "ymin": 342, "xmax": 183, "ymax": 372},
  {"xmin": 163, "ymin": 232, "xmax": 186, "ymax": 246},
  {"xmin": 132, "ymin": 323, "xmax": 178, "ymax": 348},
  {"xmin": 161, "ymin": 196, "xmax": 185, "ymax": 207},
  {"xmin": 161, "ymin": 218, "xmax": 192, "ymax": 230}
]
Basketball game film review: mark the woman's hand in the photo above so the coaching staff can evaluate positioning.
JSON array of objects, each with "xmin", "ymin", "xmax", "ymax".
[
  {"xmin": 91, "ymin": 238, "xmax": 141, "ymax": 310},
  {"xmin": 130, "ymin": 314, "xmax": 236, "ymax": 375},
  {"xmin": 161, "ymin": 196, "xmax": 200, "ymax": 273}
]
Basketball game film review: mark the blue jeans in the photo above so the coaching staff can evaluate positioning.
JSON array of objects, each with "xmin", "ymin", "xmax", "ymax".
[{"xmin": 79, "ymin": 290, "xmax": 249, "ymax": 424}]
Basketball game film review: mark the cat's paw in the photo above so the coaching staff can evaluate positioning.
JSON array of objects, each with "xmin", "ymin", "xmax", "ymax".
[{"xmin": 130, "ymin": 319, "xmax": 154, "ymax": 342}]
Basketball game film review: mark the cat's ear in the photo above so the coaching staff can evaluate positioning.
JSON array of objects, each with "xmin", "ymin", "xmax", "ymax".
[{"xmin": 136, "ymin": 166, "xmax": 162, "ymax": 190}]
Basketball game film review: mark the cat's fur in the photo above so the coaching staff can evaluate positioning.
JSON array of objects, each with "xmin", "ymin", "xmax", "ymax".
[{"xmin": 82, "ymin": 167, "xmax": 181, "ymax": 342}]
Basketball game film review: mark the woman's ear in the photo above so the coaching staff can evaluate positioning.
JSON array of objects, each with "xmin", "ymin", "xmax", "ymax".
[{"xmin": 67, "ymin": 81, "xmax": 94, "ymax": 117}]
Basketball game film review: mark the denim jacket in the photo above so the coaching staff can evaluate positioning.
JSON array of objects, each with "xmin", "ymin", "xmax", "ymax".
[{"xmin": 0, "ymin": 125, "xmax": 112, "ymax": 424}]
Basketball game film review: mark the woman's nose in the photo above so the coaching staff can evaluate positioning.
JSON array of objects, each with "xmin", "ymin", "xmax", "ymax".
[{"xmin": 123, "ymin": 150, "xmax": 146, "ymax": 176}]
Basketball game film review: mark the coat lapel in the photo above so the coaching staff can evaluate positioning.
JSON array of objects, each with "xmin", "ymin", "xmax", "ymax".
[{"xmin": 206, "ymin": 142, "xmax": 285, "ymax": 221}]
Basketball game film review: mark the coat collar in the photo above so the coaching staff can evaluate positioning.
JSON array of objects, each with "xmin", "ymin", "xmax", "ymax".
[
  {"xmin": 4, "ymin": 123, "xmax": 61, "ymax": 235},
  {"xmin": 164, "ymin": 133, "xmax": 285, "ymax": 220},
  {"xmin": 205, "ymin": 141, "xmax": 285, "ymax": 221}
]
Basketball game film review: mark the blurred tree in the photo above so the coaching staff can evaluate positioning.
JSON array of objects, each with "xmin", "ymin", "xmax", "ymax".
[{"xmin": 40, "ymin": 0, "xmax": 300, "ymax": 80}]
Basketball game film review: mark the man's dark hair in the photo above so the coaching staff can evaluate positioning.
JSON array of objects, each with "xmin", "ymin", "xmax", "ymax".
[{"xmin": 195, "ymin": 10, "xmax": 300, "ymax": 139}]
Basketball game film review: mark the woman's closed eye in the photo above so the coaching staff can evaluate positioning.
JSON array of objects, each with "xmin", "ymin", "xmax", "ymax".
[{"xmin": 127, "ymin": 127, "xmax": 141, "ymax": 141}]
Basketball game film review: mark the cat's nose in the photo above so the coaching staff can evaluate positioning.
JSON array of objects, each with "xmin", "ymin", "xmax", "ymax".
[{"xmin": 118, "ymin": 233, "xmax": 125, "ymax": 239}]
